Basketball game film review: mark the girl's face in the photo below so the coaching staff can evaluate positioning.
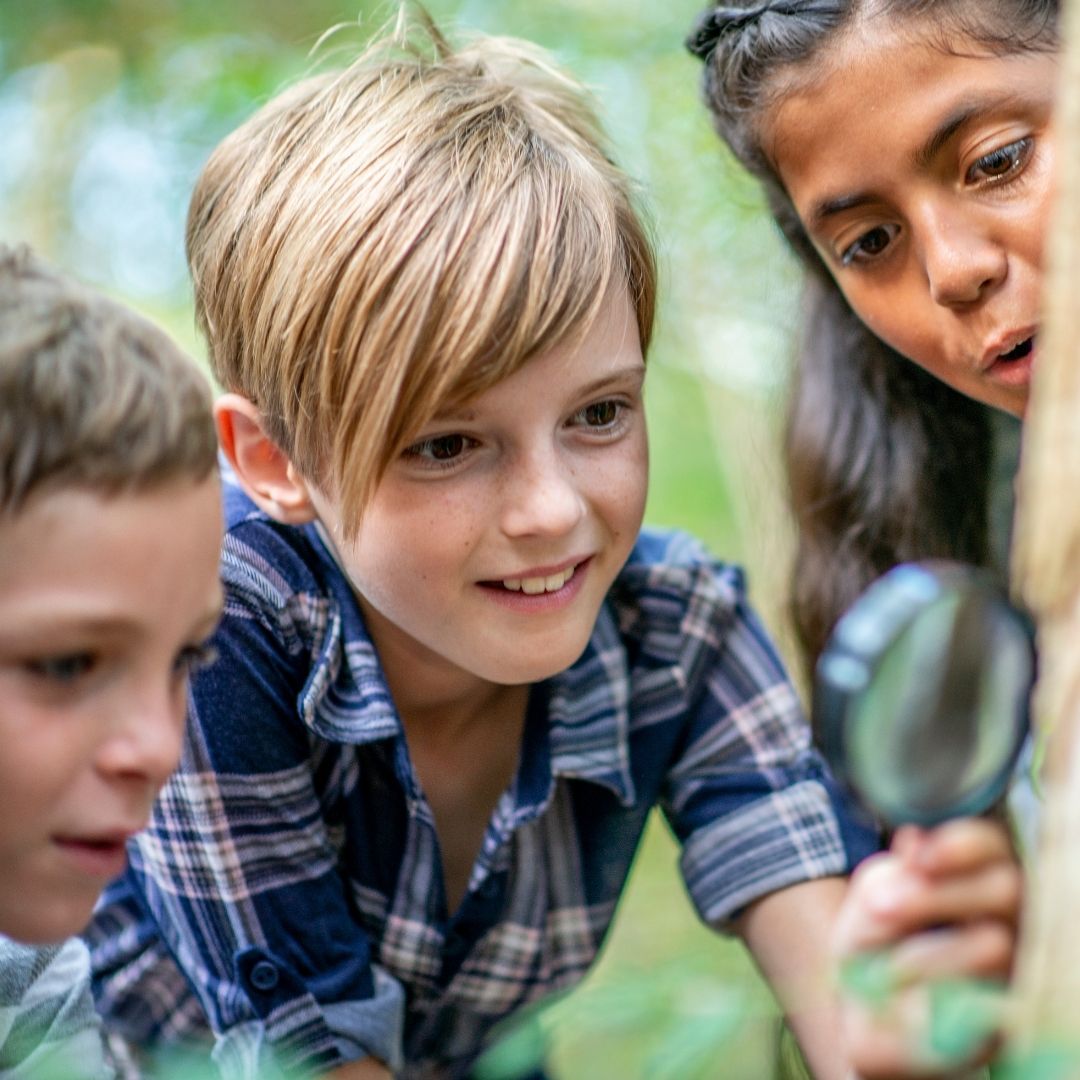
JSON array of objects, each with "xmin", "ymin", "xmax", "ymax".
[{"xmin": 765, "ymin": 18, "xmax": 1058, "ymax": 417}]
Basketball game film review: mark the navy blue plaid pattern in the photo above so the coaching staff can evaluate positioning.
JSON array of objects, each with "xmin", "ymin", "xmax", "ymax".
[{"xmin": 87, "ymin": 476, "xmax": 877, "ymax": 1079}]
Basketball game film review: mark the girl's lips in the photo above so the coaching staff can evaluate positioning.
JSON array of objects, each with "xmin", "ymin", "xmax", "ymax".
[
  {"xmin": 54, "ymin": 836, "xmax": 131, "ymax": 879},
  {"xmin": 986, "ymin": 339, "xmax": 1036, "ymax": 389}
]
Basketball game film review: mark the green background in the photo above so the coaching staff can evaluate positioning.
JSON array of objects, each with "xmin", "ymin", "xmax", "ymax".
[{"xmin": 0, "ymin": 2, "xmax": 807, "ymax": 1075}]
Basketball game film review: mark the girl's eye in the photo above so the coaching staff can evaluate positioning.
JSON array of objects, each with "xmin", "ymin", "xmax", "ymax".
[
  {"xmin": 967, "ymin": 137, "xmax": 1034, "ymax": 185},
  {"xmin": 26, "ymin": 653, "xmax": 96, "ymax": 684},
  {"xmin": 572, "ymin": 399, "xmax": 624, "ymax": 429},
  {"xmin": 402, "ymin": 433, "xmax": 478, "ymax": 466},
  {"xmin": 175, "ymin": 642, "xmax": 219, "ymax": 677},
  {"xmin": 841, "ymin": 223, "xmax": 900, "ymax": 267}
]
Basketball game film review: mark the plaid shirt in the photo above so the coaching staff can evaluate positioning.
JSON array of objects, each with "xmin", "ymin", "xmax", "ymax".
[{"xmin": 87, "ymin": 478, "xmax": 877, "ymax": 1079}]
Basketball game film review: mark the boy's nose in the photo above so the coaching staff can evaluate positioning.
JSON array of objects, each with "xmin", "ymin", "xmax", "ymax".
[
  {"xmin": 499, "ymin": 451, "xmax": 587, "ymax": 539},
  {"xmin": 922, "ymin": 216, "xmax": 1007, "ymax": 307},
  {"xmin": 97, "ymin": 688, "xmax": 186, "ymax": 790}
]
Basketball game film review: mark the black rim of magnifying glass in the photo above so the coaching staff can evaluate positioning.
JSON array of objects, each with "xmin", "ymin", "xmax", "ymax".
[{"xmin": 814, "ymin": 561, "xmax": 1037, "ymax": 827}]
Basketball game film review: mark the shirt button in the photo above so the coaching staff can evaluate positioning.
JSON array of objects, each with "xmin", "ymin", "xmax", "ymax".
[{"xmin": 250, "ymin": 960, "xmax": 280, "ymax": 991}]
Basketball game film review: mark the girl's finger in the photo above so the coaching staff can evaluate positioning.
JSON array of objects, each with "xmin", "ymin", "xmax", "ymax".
[
  {"xmin": 907, "ymin": 817, "xmax": 1016, "ymax": 878},
  {"xmin": 834, "ymin": 855, "xmax": 1022, "ymax": 955},
  {"xmin": 865, "ymin": 858, "xmax": 1022, "ymax": 935},
  {"xmin": 888, "ymin": 921, "xmax": 1015, "ymax": 986}
]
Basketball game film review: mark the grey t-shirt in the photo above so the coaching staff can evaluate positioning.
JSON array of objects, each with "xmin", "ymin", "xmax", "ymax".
[{"xmin": 0, "ymin": 935, "xmax": 113, "ymax": 1078}]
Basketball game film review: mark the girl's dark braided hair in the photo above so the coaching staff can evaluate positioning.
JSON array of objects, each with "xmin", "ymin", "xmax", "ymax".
[{"xmin": 686, "ymin": 0, "xmax": 1059, "ymax": 677}]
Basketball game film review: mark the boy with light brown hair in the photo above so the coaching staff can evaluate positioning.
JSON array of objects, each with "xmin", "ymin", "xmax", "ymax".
[
  {"xmin": 0, "ymin": 245, "xmax": 223, "ymax": 1074},
  {"xmin": 87, "ymin": 13, "xmax": 879, "ymax": 1079}
]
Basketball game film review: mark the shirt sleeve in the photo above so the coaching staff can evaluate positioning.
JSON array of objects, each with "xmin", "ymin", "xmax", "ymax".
[
  {"xmin": 0, "ymin": 936, "xmax": 115, "ymax": 1078},
  {"xmin": 660, "ymin": 563, "xmax": 880, "ymax": 928},
  {"xmin": 119, "ymin": 531, "xmax": 406, "ymax": 1077}
]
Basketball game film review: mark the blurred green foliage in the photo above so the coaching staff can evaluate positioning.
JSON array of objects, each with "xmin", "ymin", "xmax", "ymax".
[{"xmin": 0, "ymin": 3, "xmax": 807, "ymax": 1076}]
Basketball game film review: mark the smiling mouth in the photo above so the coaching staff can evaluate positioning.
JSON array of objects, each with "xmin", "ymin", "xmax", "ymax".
[{"xmin": 481, "ymin": 561, "xmax": 584, "ymax": 596}]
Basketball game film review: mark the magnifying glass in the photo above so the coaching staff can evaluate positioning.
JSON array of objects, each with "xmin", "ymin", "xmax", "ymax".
[{"xmin": 815, "ymin": 561, "xmax": 1036, "ymax": 827}]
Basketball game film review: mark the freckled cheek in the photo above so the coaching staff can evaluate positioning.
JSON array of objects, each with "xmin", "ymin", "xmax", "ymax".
[{"xmin": 592, "ymin": 442, "xmax": 648, "ymax": 538}]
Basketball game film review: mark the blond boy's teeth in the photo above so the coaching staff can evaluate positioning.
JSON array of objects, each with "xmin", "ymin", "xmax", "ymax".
[{"xmin": 502, "ymin": 567, "xmax": 575, "ymax": 594}]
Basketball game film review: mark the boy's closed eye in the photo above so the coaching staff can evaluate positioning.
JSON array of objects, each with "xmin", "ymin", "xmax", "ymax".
[
  {"xmin": 25, "ymin": 652, "xmax": 98, "ymax": 685},
  {"xmin": 174, "ymin": 641, "xmax": 219, "ymax": 678}
]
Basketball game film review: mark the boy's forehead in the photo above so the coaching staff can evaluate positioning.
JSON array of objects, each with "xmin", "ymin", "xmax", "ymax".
[{"xmin": 0, "ymin": 479, "xmax": 222, "ymax": 631}]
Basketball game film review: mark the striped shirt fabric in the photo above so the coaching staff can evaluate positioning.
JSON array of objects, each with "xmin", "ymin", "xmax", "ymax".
[
  {"xmin": 0, "ymin": 935, "xmax": 113, "ymax": 1078},
  {"xmin": 87, "ymin": 478, "xmax": 878, "ymax": 1079}
]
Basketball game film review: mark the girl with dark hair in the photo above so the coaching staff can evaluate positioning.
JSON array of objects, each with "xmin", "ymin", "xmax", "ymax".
[
  {"xmin": 688, "ymin": 0, "xmax": 1055, "ymax": 670},
  {"xmin": 685, "ymin": 2, "xmax": 1055, "ymax": 1074}
]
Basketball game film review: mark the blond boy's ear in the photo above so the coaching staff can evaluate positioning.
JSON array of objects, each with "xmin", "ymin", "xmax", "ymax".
[{"xmin": 214, "ymin": 394, "xmax": 317, "ymax": 525}]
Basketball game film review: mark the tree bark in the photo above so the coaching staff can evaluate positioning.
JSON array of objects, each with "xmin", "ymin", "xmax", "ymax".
[{"xmin": 1007, "ymin": 0, "xmax": 1080, "ymax": 1056}]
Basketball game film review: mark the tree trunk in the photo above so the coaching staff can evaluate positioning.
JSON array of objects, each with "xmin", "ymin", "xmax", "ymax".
[{"xmin": 1007, "ymin": 0, "xmax": 1080, "ymax": 1056}]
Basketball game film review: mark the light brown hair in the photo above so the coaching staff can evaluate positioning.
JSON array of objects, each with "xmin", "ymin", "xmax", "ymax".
[
  {"xmin": 0, "ymin": 245, "xmax": 217, "ymax": 516},
  {"xmin": 187, "ymin": 9, "xmax": 656, "ymax": 537}
]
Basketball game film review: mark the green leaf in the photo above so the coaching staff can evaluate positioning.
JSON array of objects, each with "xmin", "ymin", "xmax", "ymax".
[
  {"xmin": 838, "ymin": 950, "xmax": 896, "ymax": 1010},
  {"xmin": 992, "ymin": 1043, "xmax": 1080, "ymax": 1080},
  {"xmin": 926, "ymin": 978, "xmax": 1005, "ymax": 1061},
  {"xmin": 472, "ymin": 1013, "xmax": 549, "ymax": 1080}
]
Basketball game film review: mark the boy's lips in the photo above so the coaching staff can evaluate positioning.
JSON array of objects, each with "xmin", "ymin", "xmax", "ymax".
[
  {"xmin": 478, "ymin": 556, "xmax": 592, "ymax": 609},
  {"xmin": 53, "ymin": 832, "xmax": 136, "ymax": 878},
  {"xmin": 481, "ymin": 556, "xmax": 589, "ymax": 593}
]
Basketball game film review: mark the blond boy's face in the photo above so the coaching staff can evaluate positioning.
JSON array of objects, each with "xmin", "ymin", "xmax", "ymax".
[
  {"xmin": 0, "ymin": 479, "xmax": 223, "ymax": 944},
  {"xmin": 314, "ymin": 288, "xmax": 648, "ymax": 703}
]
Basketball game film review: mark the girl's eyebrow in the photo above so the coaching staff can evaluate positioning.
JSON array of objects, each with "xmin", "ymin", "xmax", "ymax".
[
  {"xmin": 911, "ymin": 92, "xmax": 1022, "ymax": 170},
  {"xmin": 809, "ymin": 91, "xmax": 1027, "ymax": 227}
]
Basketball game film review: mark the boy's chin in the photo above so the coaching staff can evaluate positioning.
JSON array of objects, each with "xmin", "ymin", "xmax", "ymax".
[
  {"xmin": 477, "ymin": 641, "xmax": 594, "ymax": 687},
  {"xmin": 0, "ymin": 883, "xmax": 99, "ymax": 945}
]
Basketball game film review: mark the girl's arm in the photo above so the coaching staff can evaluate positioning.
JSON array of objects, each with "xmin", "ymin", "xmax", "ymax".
[{"xmin": 736, "ymin": 875, "xmax": 851, "ymax": 1080}]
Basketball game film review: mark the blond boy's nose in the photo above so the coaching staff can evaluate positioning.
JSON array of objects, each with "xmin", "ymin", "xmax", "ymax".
[{"xmin": 500, "ymin": 455, "xmax": 587, "ymax": 538}]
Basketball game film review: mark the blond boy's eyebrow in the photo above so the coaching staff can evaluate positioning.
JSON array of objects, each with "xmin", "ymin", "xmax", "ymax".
[
  {"xmin": 575, "ymin": 364, "xmax": 647, "ymax": 398},
  {"xmin": 429, "ymin": 363, "xmax": 647, "ymax": 423}
]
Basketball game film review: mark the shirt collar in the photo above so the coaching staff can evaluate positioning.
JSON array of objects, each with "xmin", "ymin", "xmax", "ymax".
[
  {"xmin": 544, "ymin": 601, "xmax": 636, "ymax": 807},
  {"xmin": 301, "ymin": 520, "xmax": 636, "ymax": 805}
]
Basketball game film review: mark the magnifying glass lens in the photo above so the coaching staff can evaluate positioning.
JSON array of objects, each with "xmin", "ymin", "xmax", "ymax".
[{"xmin": 819, "ymin": 564, "xmax": 1034, "ymax": 826}]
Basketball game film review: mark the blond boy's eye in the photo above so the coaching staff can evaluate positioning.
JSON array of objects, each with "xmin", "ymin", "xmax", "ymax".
[
  {"xmin": 584, "ymin": 401, "xmax": 618, "ymax": 426},
  {"xmin": 403, "ymin": 433, "xmax": 477, "ymax": 463},
  {"xmin": 572, "ymin": 400, "xmax": 624, "ymax": 429}
]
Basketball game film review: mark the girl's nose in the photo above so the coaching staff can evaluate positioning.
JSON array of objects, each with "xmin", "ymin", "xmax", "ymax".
[
  {"xmin": 922, "ymin": 215, "xmax": 1007, "ymax": 307},
  {"xmin": 500, "ymin": 450, "xmax": 587, "ymax": 539}
]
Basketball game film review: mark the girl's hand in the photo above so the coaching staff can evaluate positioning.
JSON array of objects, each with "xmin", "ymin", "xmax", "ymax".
[{"xmin": 832, "ymin": 818, "xmax": 1021, "ymax": 1079}]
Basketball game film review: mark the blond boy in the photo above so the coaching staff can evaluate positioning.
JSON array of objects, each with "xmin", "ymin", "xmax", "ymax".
[
  {"xmin": 87, "ymin": 17, "xmax": 877, "ymax": 1079},
  {"xmin": 0, "ymin": 246, "xmax": 223, "ymax": 1074}
]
